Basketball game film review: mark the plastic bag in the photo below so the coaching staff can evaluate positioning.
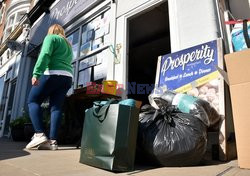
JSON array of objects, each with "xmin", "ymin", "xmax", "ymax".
[
  {"xmin": 119, "ymin": 99, "xmax": 136, "ymax": 107},
  {"xmin": 149, "ymin": 90, "xmax": 222, "ymax": 129},
  {"xmin": 137, "ymin": 104, "xmax": 207, "ymax": 166},
  {"xmin": 231, "ymin": 20, "xmax": 250, "ymax": 51}
]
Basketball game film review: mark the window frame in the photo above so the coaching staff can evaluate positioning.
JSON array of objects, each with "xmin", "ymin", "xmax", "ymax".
[
  {"xmin": 0, "ymin": 3, "xmax": 6, "ymax": 24},
  {"xmin": 3, "ymin": 9, "xmax": 28, "ymax": 41},
  {"xmin": 65, "ymin": 5, "xmax": 113, "ymax": 90}
]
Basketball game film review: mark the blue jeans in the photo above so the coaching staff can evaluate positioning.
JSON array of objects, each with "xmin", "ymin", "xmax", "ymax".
[{"xmin": 28, "ymin": 75, "xmax": 72, "ymax": 140}]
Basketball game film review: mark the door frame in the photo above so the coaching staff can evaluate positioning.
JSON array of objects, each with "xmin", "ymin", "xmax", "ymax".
[{"xmin": 114, "ymin": 0, "xmax": 171, "ymax": 98}]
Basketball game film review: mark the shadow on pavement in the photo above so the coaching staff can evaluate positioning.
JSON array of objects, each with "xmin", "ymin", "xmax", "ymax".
[
  {"xmin": 127, "ymin": 151, "xmax": 229, "ymax": 175},
  {"xmin": 0, "ymin": 138, "xmax": 30, "ymax": 161}
]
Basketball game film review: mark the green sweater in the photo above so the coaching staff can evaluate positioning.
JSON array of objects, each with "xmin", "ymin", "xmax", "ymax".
[{"xmin": 33, "ymin": 34, "xmax": 73, "ymax": 78}]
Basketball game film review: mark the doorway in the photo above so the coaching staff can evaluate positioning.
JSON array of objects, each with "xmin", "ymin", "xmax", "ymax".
[{"xmin": 127, "ymin": 1, "xmax": 171, "ymax": 104}]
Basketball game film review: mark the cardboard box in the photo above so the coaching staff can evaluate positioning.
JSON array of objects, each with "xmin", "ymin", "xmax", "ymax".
[{"xmin": 224, "ymin": 49, "xmax": 250, "ymax": 169}]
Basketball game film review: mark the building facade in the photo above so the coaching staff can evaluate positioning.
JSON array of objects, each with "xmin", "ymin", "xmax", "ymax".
[
  {"xmin": 0, "ymin": 0, "xmax": 32, "ymax": 137},
  {"xmin": 0, "ymin": 0, "xmax": 249, "ymax": 160},
  {"xmin": 0, "ymin": 0, "xmax": 11, "ymax": 63}
]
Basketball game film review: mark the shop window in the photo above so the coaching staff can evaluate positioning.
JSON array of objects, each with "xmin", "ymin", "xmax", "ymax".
[
  {"xmin": 3, "ymin": 80, "xmax": 17, "ymax": 136},
  {"xmin": 13, "ymin": 52, "xmax": 21, "ymax": 78},
  {"xmin": 67, "ymin": 29, "xmax": 80, "ymax": 61},
  {"xmin": 80, "ymin": 10, "xmax": 111, "ymax": 57},
  {"xmin": 78, "ymin": 67, "xmax": 91, "ymax": 87},
  {"xmin": 66, "ymin": 9, "xmax": 112, "ymax": 89},
  {"xmin": 0, "ymin": 76, "xmax": 4, "ymax": 100},
  {"xmin": 5, "ymin": 67, "xmax": 12, "ymax": 81},
  {"xmin": 66, "ymin": 63, "xmax": 76, "ymax": 96},
  {"xmin": 0, "ymin": 76, "xmax": 5, "ymax": 123}
]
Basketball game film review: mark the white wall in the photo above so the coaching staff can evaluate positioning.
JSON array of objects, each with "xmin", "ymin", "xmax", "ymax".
[
  {"xmin": 117, "ymin": 0, "xmax": 222, "ymax": 51},
  {"xmin": 117, "ymin": 0, "xmax": 152, "ymax": 17},
  {"xmin": 169, "ymin": 0, "xmax": 221, "ymax": 52}
]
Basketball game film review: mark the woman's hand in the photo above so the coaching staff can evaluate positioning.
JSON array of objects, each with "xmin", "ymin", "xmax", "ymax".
[{"xmin": 31, "ymin": 77, "xmax": 39, "ymax": 86}]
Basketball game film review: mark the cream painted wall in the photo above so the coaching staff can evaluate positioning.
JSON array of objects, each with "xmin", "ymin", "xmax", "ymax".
[{"xmin": 169, "ymin": 0, "xmax": 220, "ymax": 51}]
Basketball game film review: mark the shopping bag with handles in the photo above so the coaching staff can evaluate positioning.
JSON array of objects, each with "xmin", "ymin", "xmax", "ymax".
[{"xmin": 79, "ymin": 99, "xmax": 140, "ymax": 172}]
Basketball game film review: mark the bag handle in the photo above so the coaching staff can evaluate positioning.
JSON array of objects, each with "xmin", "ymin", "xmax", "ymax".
[
  {"xmin": 92, "ymin": 99, "xmax": 118, "ymax": 122},
  {"xmin": 243, "ymin": 19, "xmax": 250, "ymax": 48}
]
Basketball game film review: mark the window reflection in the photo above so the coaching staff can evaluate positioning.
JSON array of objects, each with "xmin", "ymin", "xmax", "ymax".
[
  {"xmin": 66, "ymin": 9, "xmax": 111, "ymax": 89},
  {"xmin": 80, "ymin": 10, "xmax": 111, "ymax": 57},
  {"xmin": 0, "ymin": 76, "xmax": 6, "ymax": 123},
  {"xmin": 67, "ymin": 30, "xmax": 79, "ymax": 60}
]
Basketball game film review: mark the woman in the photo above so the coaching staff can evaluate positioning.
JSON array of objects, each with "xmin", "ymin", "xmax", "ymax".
[{"xmin": 26, "ymin": 24, "xmax": 73, "ymax": 150}]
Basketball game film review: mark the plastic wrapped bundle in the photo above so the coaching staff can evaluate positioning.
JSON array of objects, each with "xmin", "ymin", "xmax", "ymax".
[
  {"xmin": 149, "ymin": 90, "xmax": 222, "ymax": 130},
  {"xmin": 137, "ymin": 104, "xmax": 207, "ymax": 166}
]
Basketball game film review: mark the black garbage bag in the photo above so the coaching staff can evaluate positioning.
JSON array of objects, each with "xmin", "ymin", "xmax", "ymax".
[
  {"xmin": 137, "ymin": 104, "xmax": 207, "ymax": 167},
  {"xmin": 150, "ymin": 90, "xmax": 222, "ymax": 130}
]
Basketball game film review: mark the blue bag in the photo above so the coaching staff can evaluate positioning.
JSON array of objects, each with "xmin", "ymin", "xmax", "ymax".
[{"xmin": 231, "ymin": 20, "xmax": 250, "ymax": 51}]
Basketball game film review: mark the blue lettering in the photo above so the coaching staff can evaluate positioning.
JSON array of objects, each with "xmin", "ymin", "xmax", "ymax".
[
  {"xmin": 137, "ymin": 84, "xmax": 146, "ymax": 94},
  {"xmin": 127, "ymin": 82, "xmax": 136, "ymax": 95}
]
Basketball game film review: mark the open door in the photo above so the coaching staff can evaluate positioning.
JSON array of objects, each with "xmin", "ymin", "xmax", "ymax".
[{"xmin": 127, "ymin": 1, "xmax": 171, "ymax": 105}]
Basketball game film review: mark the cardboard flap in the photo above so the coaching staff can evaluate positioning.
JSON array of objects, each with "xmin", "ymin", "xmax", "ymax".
[
  {"xmin": 216, "ymin": 66, "xmax": 230, "ymax": 85},
  {"xmin": 224, "ymin": 49, "xmax": 250, "ymax": 85}
]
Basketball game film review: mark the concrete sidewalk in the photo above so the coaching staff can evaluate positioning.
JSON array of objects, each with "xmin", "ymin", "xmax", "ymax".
[{"xmin": 0, "ymin": 138, "xmax": 250, "ymax": 176}]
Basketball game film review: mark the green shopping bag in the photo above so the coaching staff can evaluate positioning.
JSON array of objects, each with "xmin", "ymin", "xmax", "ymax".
[{"xmin": 79, "ymin": 99, "xmax": 140, "ymax": 171}]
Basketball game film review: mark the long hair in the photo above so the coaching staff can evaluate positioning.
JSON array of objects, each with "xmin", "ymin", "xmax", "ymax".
[{"xmin": 47, "ymin": 24, "xmax": 71, "ymax": 46}]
